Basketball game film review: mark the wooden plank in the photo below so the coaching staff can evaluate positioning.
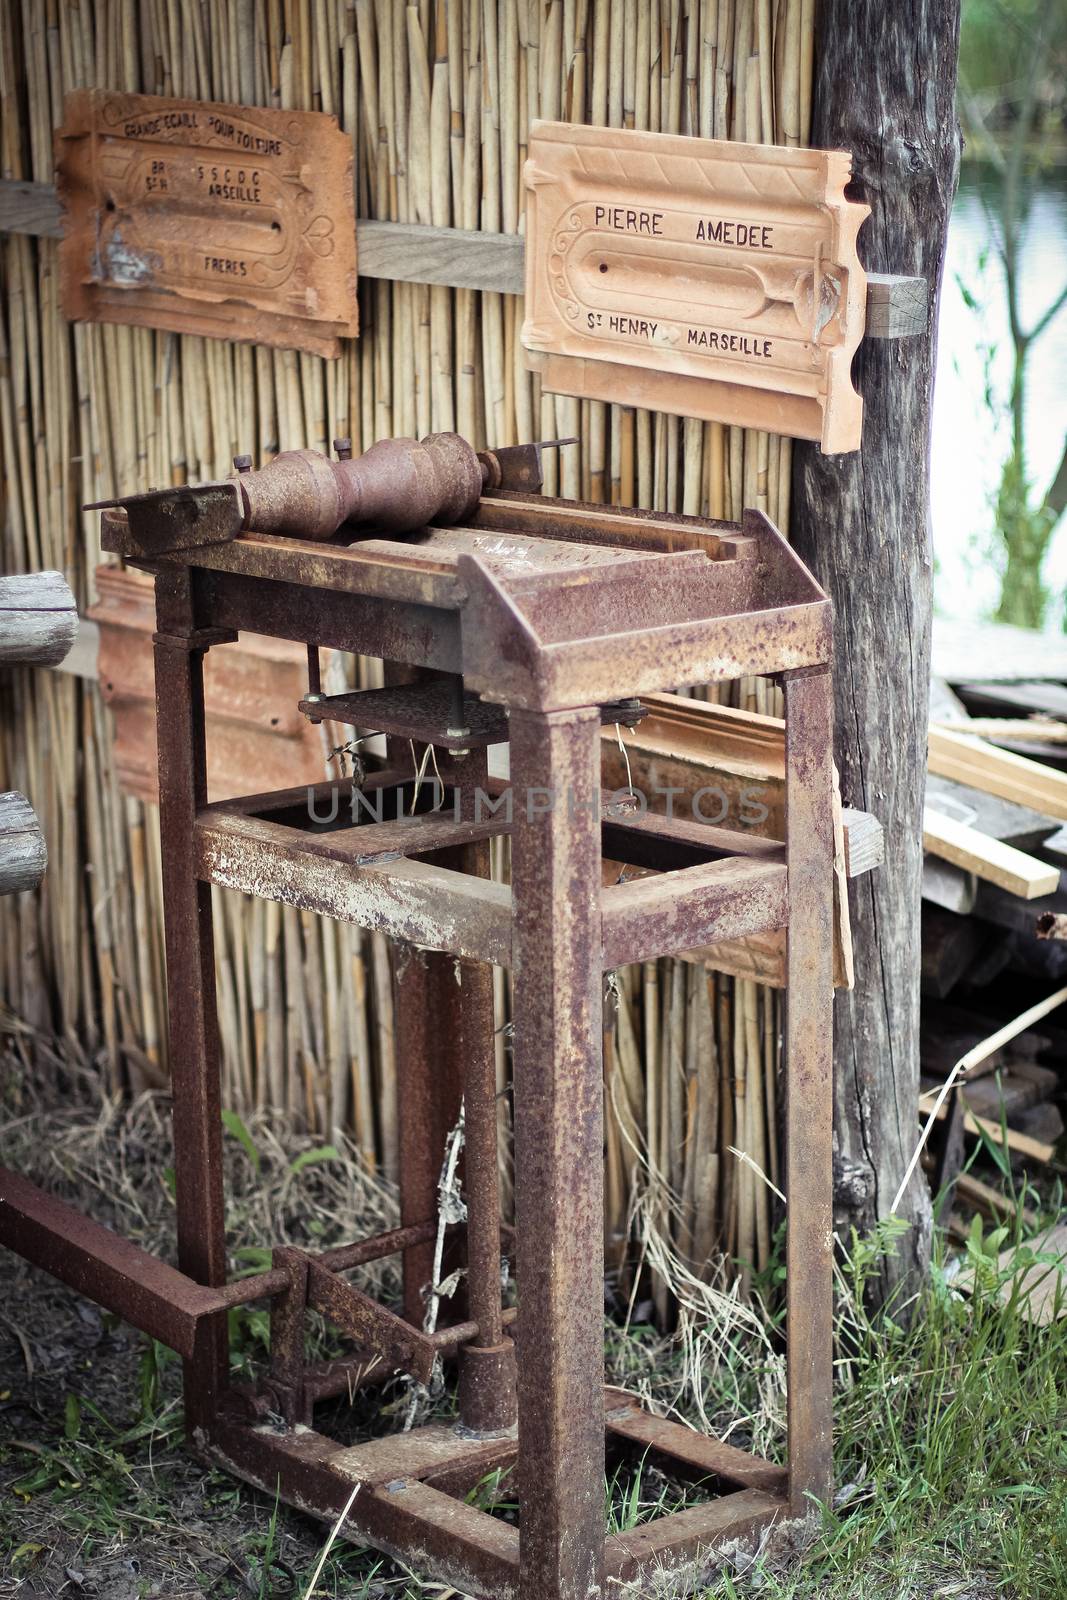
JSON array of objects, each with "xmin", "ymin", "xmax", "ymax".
[
  {"xmin": 955, "ymin": 1224, "xmax": 1067, "ymax": 1325},
  {"xmin": 918, "ymin": 1094, "xmax": 1057, "ymax": 1165},
  {"xmin": 61, "ymin": 615, "xmax": 99, "ymax": 681},
  {"xmin": 925, "ymin": 773, "xmax": 1059, "ymax": 850},
  {"xmin": 601, "ymin": 856, "xmax": 787, "ymax": 968},
  {"xmin": 958, "ymin": 1062, "xmax": 1058, "ymax": 1124},
  {"xmin": 193, "ymin": 811, "xmax": 513, "ymax": 965},
  {"xmin": 923, "ymin": 805, "xmax": 1060, "ymax": 899},
  {"xmin": 358, "ymin": 218, "xmax": 524, "ymax": 290},
  {"xmin": 0, "ymin": 179, "xmax": 922, "ymax": 337},
  {"xmin": 954, "ymin": 1170, "xmax": 1040, "ymax": 1231},
  {"xmin": 923, "ymin": 856, "xmax": 976, "ymax": 914},
  {"xmin": 920, "ymin": 904, "xmax": 985, "ymax": 1000},
  {"xmin": 954, "ymin": 680, "xmax": 1067, "ymax": 722},
  {"xmin": 1036, "ymin": 823, "xmax": 1067, "ymax": 864},
  {"xmin": 929, "ymin": 727, "xmax": 1067, "ymax": 823},
  {"xmin": 1003, "ymin": 1224, "xmax": 1067, "ymax": 1323},
  {"xmin": 934, "ymin": 716, "xmax": 1067, "ymax": 748}
]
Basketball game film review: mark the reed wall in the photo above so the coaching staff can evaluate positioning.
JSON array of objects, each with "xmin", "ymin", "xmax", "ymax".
[{"xmin": 0, "ymin": 0, "xmax": 813, "ymax": 1294}]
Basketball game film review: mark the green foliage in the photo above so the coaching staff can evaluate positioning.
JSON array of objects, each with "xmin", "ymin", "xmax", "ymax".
[
  {"xmin": 960, "ymin": 0, "xmax": 1067, "ymax": 119},
  {"xmin": 955, "ymin": 0, "xmax": 1067, "ymax": 629},
  {"xmin": 699, "ymin": 1202, "xmax": 1067, "ymax": 1599},
  {"xmin": 993, "ymin": 448, "xmax": 1058, "ymax": 625},
  {"xmin": 289, "ymin": 1143, "xmax": 341, "ymax": 1176},
  {"xmin": 221, "ymin": 1108, "xmax": 261, "ymax": 1171}
]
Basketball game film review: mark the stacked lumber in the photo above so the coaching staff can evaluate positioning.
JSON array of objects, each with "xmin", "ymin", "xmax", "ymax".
[{"xmin": 921, "ymin": 637, "xmax": 1067, "ymax": 1190}]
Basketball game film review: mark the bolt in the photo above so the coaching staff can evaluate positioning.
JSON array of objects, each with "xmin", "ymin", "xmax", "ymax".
[
  {"xmin": 303, "ymin": 691, "xmax": 325, "ymax": 726},
  {"xmin": 333, "ymin": 437, "xmax": 353, "ymax": 461},
  {"xmin": 233, "ymin": 454, "xmax": 253, "ymax": 474}
]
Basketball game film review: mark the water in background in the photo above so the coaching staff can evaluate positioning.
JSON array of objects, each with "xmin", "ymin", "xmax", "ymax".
[{"xmin": 932, "ymin": 163, "xmax": 1067, "ymax": 628}]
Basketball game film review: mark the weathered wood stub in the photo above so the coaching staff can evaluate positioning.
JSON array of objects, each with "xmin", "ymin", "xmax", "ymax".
[
  {"xmin": 0, "ymin": 570, "xmax": 77, "ymax": 895},
  {"xmin": 0, "ymin": 571, "xmax": 78, "ymax": 666},
  {"xmin": 0, "ymin": 791, "xmax": 47, "ymax": 896},
  {"xmin": 791, "ymin": 0, "xmax": 963, "ymax": 1289}
]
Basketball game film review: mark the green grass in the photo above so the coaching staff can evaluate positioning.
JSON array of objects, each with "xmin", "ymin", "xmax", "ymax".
[{"xmin": 700, "ymin": 1216, "xmax": 1067, "ymax": 1600}]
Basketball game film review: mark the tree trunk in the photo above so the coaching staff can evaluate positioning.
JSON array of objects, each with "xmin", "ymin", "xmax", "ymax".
[{"xmin": 791, "ymin": 0, "xmax": 962, "ymax": 1296}]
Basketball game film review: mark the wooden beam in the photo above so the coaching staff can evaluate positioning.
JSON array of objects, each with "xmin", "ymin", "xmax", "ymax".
[
  {"xmin": 358, "ymin": 218, "xmax": 524, "ymax": 291},
  {"xmin": 0, "ymin": 178, "xmax": 61, "ymax": 235},
  {"xmin": 922, "ymin": 805, "xmax": 1060, "ymax": 900},
  {"xmin": 0, "ymin": 178, "xmax": 923, "ymax": 338}
]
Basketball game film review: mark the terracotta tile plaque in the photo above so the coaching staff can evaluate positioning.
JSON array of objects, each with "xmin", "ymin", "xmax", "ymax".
[
  {"xmin": 89, "ymin": 566, "xmax": 326, "ymax": 804},
  {"xmin": 522, "ymin": 121, "xmax": 870, "ymax": 451},
  {"xmin": 56, "ymin": 91, "xmax": 358, "ymax": 357}
]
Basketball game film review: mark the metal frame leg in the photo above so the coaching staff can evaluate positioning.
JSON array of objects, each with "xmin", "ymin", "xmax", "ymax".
[
  {"xmin": 509, "ymin": 707, "xmax": 605, "ymax": 1600},
  {"xmin": 384, "ymin": 665, "xmax": 466, "ymax": 1328},
  {"xmin": 153, "ymin": 571, "xmax": 229, "ymax": 1434},
  {"xmin": 393, "ymin": 943, "xmax": 464, "ymax": 1324},
  {"xmin": 456, "ymin": 832, "xmax": 517, "ymax": 1434},
  {"xmin": 783, "ymin": 665, "xmax": 834, "ymax": 1515}
]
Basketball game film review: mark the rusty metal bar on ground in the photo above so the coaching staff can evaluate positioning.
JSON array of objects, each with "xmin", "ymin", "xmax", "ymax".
[{"xmin": 0, "ymin": 431, "xmax": 836, "ymax": 1600}]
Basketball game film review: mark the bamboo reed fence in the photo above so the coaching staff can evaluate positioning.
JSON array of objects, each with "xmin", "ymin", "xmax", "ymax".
[{"xmin": 0, "ymin": 0, "xmax": 813, "ymax": 1297}]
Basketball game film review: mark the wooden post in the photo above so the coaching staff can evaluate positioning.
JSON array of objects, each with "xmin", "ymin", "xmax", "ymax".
[{"xmin": 791, "ymin": 0, "xmax": 962, "ymax": 1293}]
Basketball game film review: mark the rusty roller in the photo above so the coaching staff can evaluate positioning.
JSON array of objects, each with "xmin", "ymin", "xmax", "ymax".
[{"xmin": 88, "ymin": 434, "xmax": 575, "ymax": 556}]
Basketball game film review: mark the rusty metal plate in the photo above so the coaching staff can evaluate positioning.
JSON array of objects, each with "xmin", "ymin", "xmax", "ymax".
[
  {"xmin": 522, "ymin": 121, "xmax": 869, "ymax": 451},
  {"xmin": 56, "ymin": 91, "xmax": 357, "ymax": 357}
]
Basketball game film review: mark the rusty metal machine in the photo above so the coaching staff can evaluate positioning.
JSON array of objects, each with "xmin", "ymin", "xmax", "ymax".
[{"xmin": 0, "ymin": 430, "xmax": 833, "ymax": 1599}]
